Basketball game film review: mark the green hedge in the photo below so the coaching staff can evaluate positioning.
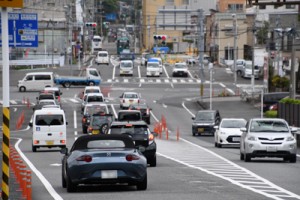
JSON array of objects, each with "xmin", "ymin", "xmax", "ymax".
[
  {"xmin": 264, "ymin": 110, "xmax": 277, "ymax": 118},
  {"xmin": 280, "ymin": 98, "xmax": 300, "ymax": 104}
]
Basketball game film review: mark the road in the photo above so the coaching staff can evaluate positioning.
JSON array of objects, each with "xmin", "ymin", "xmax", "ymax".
[{"xmin": 0, "ymin": 39, "xmax": 299, "ymax": 200}]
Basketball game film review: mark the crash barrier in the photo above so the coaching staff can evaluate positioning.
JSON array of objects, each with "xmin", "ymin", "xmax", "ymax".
[
  {"xmin": 10, "ymin": 146, "xmax": 32, "ymax": 200},
  {"xmin": 153, "ymin": 115, "xmax": 180, "ymax": 141}
]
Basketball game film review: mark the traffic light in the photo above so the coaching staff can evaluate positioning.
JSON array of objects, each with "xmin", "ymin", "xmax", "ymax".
[
  {"xmin": 153, "ymin": 35, "xmax": 167, "ymax": 46},
  {"xmin": 85, "ymin": 22, "xmax": 97, "ymax": 27}
]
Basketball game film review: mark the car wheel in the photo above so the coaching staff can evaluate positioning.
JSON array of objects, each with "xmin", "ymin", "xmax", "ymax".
[
  {"xmin": 66, "ymin": 173, "xmax": 77, "ymax": 192},
  {"xmin": 88, "ymin": 82, "xmax": 95, "ymax": 86},
  {"xmin": 146, "ymin": 118, "xmax": 150, "ymax": 125},
  {"xmin": 290, "ymin": 154, "xmax": 297, "ymax": 163},
  {"xmin": 62, "ymin": 164, "xmax": 66, "ymax": 188},
  {"xmin": 82, "ymin": 127, "xmax": 87, "ymax": 134},
  {"xmin": 192, "ymin": 132, "xmax": 196, "ymax": 136},
  {"xmin": 214, "ymin": 142, "xmax": 217, "ymax": 147},
  {"xmin": 63, "ymin": 82, "xmax": 71, "ymax": 88},
  {"xmin": 148, "ymin": 155, "xmax": 157, "ymax": 167},
  {"xmin": 244, "ymin": 153, "xmax": 251, "ymax": 162},
  {"xmin": 100, "ymin": 123, "xmax": 109, "ymax": 134},
  {"xmin": 240, "ymin": 152, "xmax": 244, "ymax": 160},
  {"xmin": 19, "ymin": 86, "xmax": 26, "ymax": 92},
  {"xmin": 32, "ymin": 145, "xmax": 37, "ymax": 152},
  {"xmin": 217, "ymin": 143, "xmax": 222, "ymax": 148},
  {"xmin": 136, "ymin": 173, "xmax": 147, "ymax": 191},
  {"xmin": 237, "ymin": 70, "xmax": 242, "ymax": 76}
]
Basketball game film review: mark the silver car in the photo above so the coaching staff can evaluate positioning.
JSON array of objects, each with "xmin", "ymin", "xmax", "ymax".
[{"xmin": 240, "ymin": 118, "xmax": 298, "ymax": 163}]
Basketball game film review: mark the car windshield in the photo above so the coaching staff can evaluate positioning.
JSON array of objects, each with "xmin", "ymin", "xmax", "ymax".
[
  {"xmin": 86, "ymin": 89, "xmax": 100, "ymax": 94},
  {"xmin": 110, "ymin": 125, "xmax": 148, "ymax": 135},
  {"xmin": 175, "ymin": 64, "xmax": 187, "ymax": 69},
  {"xmin": 87, "ymin": 96, "xmax": 103, "ymax": 102},
  {"xmin": 35, "ymin": 115, "xmax": 64, "ymax": 126},
  {"xmin": 85, "ymin": 105, "xmax": 107, "ymax": 115},
  {"xmin": 91, "ymin": 115, "xmax": 112, "ymax": 126},
  {"xmin": 39, "ymin": 101, "xmax": 55, "ymax": 105},
  {"xmin": 250, "ymin": 120, "xmax": 289, "ymax": 132},
  {"xmin": 147, "ymin": 63, "xmax": 159, "ymax": 68},
  {"xmin": 39, "ymin": 94, "xmax": 54, "ymax": 100},
  {"xmin": 87, "ymin": 140, "xmax": 125, "ymax": 149},
  {"xmin": 196, "ymin": 112, "xmax": 214, "ymax": 122},
  {"xmin": 120, "ymin": 62, "xmax": 132, "ymax": 68},
  {"xmin": 124, "ymin": 93, "xmax": 138, "ymax": 98},
  {"xmin": 98, "ymin": 53, "xmax": 107, "ymax": 57},
  {"xmin": 221, "ymin": 119, "xmax": 246, "ymax": 128}
]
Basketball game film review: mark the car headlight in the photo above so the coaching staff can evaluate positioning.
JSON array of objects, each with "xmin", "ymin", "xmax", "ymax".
[
  {"xmin": 247, "ymin": 136, "xmax": 256, "ymax": 141},
  {"xmin": 286, "ymin": 136, "xmax": 295, "ymax": 141}
]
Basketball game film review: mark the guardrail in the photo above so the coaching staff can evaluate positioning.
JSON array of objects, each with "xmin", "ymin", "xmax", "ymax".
[{"xmin": 0, "ymin": 57, "xmax": 64, "ymax": 69}]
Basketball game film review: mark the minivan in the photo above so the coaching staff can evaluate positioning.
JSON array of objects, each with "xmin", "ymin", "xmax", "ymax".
[
  {"xmin": 95, "ymin": 50, "xmax": 109, "ymax": 65},
  {"xmin": 192, "ymin": 110, "xmax": 221, "ymax": 136},
  {"xmin": 120, "ymin": 60, "xmax": 133, "ymax": 76},
  {"xmin": 18, "ymin": 72, "xmax": 55, "ymax": 92},
  {"xmin": 30, "ymin": 106, "xmax": 67, "ymax": 152}
]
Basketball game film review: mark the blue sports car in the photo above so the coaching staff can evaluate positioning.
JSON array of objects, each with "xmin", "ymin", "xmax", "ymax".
[{"xmin": 61, "ymin": 134, "xmax": 147, "ymax": 192}]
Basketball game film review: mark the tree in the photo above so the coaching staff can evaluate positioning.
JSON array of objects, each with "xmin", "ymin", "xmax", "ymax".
[
  {"xmin": 102, "ymin": 0, "xmax": 118, "ymax": 13},
  {"xmin": 256, "ymin": 21, "xmax": 269, "ymax": 45}
]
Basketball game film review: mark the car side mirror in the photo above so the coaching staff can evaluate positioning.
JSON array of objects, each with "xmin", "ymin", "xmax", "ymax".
[
  {"xmin": 240, "ymin": 127, "xmax": 247, "ymax": 132},
  {"xmin": 60, "ymin": 148, "xmax": 68, "ymax": 155},
  {"xmin": 192, "ymin": 117, "xmax": 195, "ymax": 120},
  {"xmin": 29, "ymin": 122, "xmax": 32, "ymax": 127},
  {"xmin": 66, "ymin": 122, "xmax": 68, "ymax": 125},
  {"xmin": 36, "ymin": 97, "xmax": 38, "ymax": 100},
  {"xmin": 213, "ymin": 126, "xmax": 219, "ymax": 129},
  {"xmin": 290, "ymin": 127, "xmax": 298, "ymax": 133}
]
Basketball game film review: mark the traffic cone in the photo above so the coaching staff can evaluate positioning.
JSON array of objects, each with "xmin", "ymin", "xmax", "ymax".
[
  {"xmin": 176, "ymin": 127, "xmax": 180, "ymax": 141},
  {"xmin": 27, "ymin": 98, "xmax": 30, "ymax": 108}
]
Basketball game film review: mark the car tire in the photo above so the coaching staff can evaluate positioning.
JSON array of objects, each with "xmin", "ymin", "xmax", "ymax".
[
  {"xmin": 290, "ymin": 154, "xmax": 297, "ymax": 163},
  {"xmin": 82, "ymin": 127, "xmax": 87, "ymax": 134},
  {"xmin": 100, "ymin": 123, "xmax": 109, "ymax": 134},
  {"xmin": 244, "ymin": 153, "xmax": 251, "ymax": 162},
  {"xmin": 32, "ymin": 145, "xmax": 37, "ymax": 152},
  {"xmin": 217, "ymin": 143, "xmax": 222, "ymax": 148},
  {"xmin": 66, "ymin": 173, "xmax": 77, "ymax": 193},
  {"xmin": 88, "ymin": 82, "xmax": 95, "ymax": 86},
  {"xmin": 19, "ymin": 86, "xmax": 26, "ymax": 92},
  {"xmin": 148, "ymin": 155, "xmax": 157, "ymax": 167},
  {"xmin": 192, "ymin": 132, "xmax": 196, "ymax": 136},
  {"xmin": 63, "ymin": 82, "xmax": 71, "ymax": 88},
  {"xmin": 62, "ymin": 164, "xmax": 66, "ymax": 188},
  {"xmin": 214, "ymin": 142, "xmax": 217, "ymax": 147},
  {"xmin": 240, "ymin": 152, "xmax": 244, "ymax": 160},
  {"xmin": 146, "ymin": 118, "xmax": 150, "ymax": 125},
  {"xmin": 136, "ymin": 173, "xmax": 147, "ymax": 191}
]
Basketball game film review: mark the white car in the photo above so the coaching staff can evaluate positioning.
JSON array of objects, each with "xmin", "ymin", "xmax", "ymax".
[
  {"xmin": 120, "ymin": 60, "xmax": 133, "ymax": 76},
  {"xmin": 95, "ymin": 50, "xmax": 109, "ymax": 65},
  {"xmin": 240, "ymin": 118, "xmax": 298, "ymax": 162},
  {"xmin": 119, "ymin": 92, "xmax": 140, "ymax": 109},
  {"xmin": 146, "ymin": 61, "xmax": 160, "ymax": 77},
  {"xmin": 82, "ymin": 86, "xmax": 101, "ymax": 99},
  {"xmin": 186, "ymin": 54, "xmax": 210, "ymax": 65},
  {"xmin": 214, "ymin": 118, "xmax": 247, "ymax": 148},
  {"xmin": 242, "ymin": 61, "xmax": 260, "ymax": 79},
  {"xmin": 172, "ymin": 62, "xmax": 188, "ymax": 77},
  {"xmin": 81, "ymin": 93, "xmax": 105, "ymax": 111}
]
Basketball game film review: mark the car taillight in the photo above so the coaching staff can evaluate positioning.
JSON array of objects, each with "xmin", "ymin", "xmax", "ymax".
[
  {"xmin": 149, "ymin": 133, "xmax": 154, "ymax": 141},
  {"xmin": 126, "ymin": 154, "xmax": 140, "ymax": 161},
  {"xmin": 60, "ymin": 140, "xmax": 66, "ymax": 144},
  {"xmin": 82, "ymin": 118, "xmax": 86, "ymax": 123},
  {"xmin": 88, "ymin": 127, "xmax": 93, "ymax": 132},
  {"xmin": 76, "ymin": 155, "xmax": 92, "ymax": 162}
]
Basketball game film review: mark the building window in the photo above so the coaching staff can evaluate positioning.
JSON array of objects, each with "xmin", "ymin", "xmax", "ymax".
[
  {"xmin": 165, "ymin": 0, "xmax": 174, "ymax": 5},
  {"xmin": 228, "ymin": 4, "xmax": 243, "ymax": 12},
  {"xmin": 182, "ymin": 0, "xmax": 189, "ymax": 5},
  {"xmin": 286, "ymin": 4, "xmax": 296, "ymax": 9},
  {"xmin": 225, "ymin": 47, "xmax": 234, "ymax": 60}
]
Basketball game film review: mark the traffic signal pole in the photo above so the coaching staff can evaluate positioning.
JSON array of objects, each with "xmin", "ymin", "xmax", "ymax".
[{"xmin": 198, "ymin": 9, "xmax": 205, "ymax": 101}]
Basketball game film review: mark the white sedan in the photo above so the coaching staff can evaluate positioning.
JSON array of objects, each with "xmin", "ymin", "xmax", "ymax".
[
  {"xmin": 119, "ymin": 92, "xmax": 140, "ymax": 109},
  {"xmin": 214, "ymin": 118, "xmax": 247, "ymax": 148}
]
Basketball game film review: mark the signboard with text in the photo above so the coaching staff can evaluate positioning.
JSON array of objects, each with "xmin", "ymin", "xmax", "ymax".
[{"xmin": 0, "ymin": 13, "xmax": 38, "ymax": 47}]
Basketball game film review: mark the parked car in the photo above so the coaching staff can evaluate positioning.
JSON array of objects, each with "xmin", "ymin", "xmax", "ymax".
[
  {"xmin": 81, "ymin": 103, "xmax": 109, "ymax": 134},
  {"xmin": 241, "ymin": 61, "xmax": 260, "ymax": 79},
  {"xmin": 128, "ymin": 102, "xmax": 151, "ymax": 124},
  {"xmin": 214, "ymin": 118, "xmax": 247, "ymax": 148},
  {"xmin": 172, "ymin": 62, "xmax": 188, "ymax": 77},
  {"xmin": 192, "ymin": 110, "xmax": 221, "ymax": 136},
  {"xmin": 186, "ymin": 54, "xmax": 210, "ymax": 65},
  {"xmin": 60, "ymin": 134, "xmax": 147, "ymax": 192},
  {"xmin": 119, "ymin": 92, "xmax": 140, "ymax": 109},
  {"xmin": 108, "ymin": 120, "xmax": 157, "ymax": 167},
  {"xmin": 240, "ymin": 118, "xmax": 297, "ymax": 162},
  {"xmin": 262, "ymin": 92, "xmax": 289, "ymax": 112}
]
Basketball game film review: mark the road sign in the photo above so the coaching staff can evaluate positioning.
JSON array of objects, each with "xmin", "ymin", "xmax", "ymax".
[
  {"xmin": 0, "ymin": 13, "xmax": 38, "ymax": 47},
  {"xmin": 0, "ymin": 0, "xmax": 23, "ymax": 8}
]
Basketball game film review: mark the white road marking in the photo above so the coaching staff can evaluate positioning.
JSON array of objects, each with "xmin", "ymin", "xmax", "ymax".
[
  {"xmin": 107, "ymin": 79, "xmax": 112, "ymax": 83},
  {"xmin": 164, "ymin": 79, "xmax": 169, "ymax": 83},
  {"xmin": 111, "ymin": 104, "xmax": 117, "ymax": 119},
  {"xmin": 14, "ymin": 139, "xmax": 64, "ymax": 200},
  {"xmin": 150, "ymin": 111, "xmax": 159, "ymax": 122},
  {"xmin": 13, "ymin": 108, "xmax": 17, "ymax": 112},
  {"xmin": 69, "ymin": 98, "xmax": 79, "ymax": 103},
  {"xmin": 187, "ymin": 70, "xmax": 193, "ymax": 78},
  {"xmin": 124, "ymin": 79, "xmax": 129, "ymax": 83},
  {"xmin": 182, "ymin": 101, "xmax": 195, "ymax": 117},
  {"xmin": 156, "ymin": 79, "xmax": 161, "ymax": 83},
  {"xmin": 219, "ymin": 83, "xmax": 226, "ymax": 88},
  {"xmin": 138, "ymin": 65, "xmax": 141, "ymax": 78},
  {"xmin": 162, "ymin": 104, "xmax": 167, "ymax": 108},
  {"xmin": 172, "ymin": 79, "xmax": 178, "ymax": 83},
  {"xmin": 163, "ymin": 65, "xmax": 169, "ymax": 78},
  {"xmin": 50, "ymin": 163, "xmax": 62, "ymax": 167},
  {"xmin": 10, "ymin": 100, "xmax": 17, "ymax": 104},
  {"xmin": 74, "ymin": 110, "xmax": 77, "ymax": 136},
  {"xmin": 112, "ymin": 63, "xmax": 116, "ymax": 80}
]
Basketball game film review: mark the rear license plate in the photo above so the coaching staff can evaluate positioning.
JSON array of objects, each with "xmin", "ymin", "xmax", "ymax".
[
  {"xmin": 266, "ymin": 146, "xmax": 277, "ymax": 152},
  {"xmin": 232, "ymin": 137, "xmax": 240, "ymax": 142},
  {"xmin": 198, "ymin": 128, "xmax": 204, "ymax": 133},
  {"xmin": 46, "ymin": 140, "xmax": 54, "ymax": 145},
  {"xmin": 101, "ymin": 170, "xmax": 117, "ymax": 179},
  {"xmin": 92, "ymin": 130, "xmax": 99, "ymax": 135}
]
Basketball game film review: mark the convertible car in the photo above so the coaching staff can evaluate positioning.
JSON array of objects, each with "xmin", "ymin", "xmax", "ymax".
[{"xmin": 61, "ymin": 134, "xmax": 147, "ymax": 192}]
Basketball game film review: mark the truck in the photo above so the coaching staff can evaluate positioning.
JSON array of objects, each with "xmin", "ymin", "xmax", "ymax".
[{"xmin": 54, "ymin": 68, "xmax": 101, "ymax": 88}]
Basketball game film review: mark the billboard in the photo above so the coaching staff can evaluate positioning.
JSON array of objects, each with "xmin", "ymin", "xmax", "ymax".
[{"xmin": 0, "ymin": 13, "xmax": 38, "ymax": 47}]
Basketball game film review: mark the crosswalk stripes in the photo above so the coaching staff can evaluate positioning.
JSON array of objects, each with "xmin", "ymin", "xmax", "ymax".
[{"xmin": 103, "ymin": 78, "xmax": 203, "ymax": 84}]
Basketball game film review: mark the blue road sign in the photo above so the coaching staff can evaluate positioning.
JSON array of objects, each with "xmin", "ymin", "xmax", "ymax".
[
  {"xmin": 105, "ymin": 13, "xmax": 117, "ymax": 21},
  {"xmin": 0, "ymin": 13, "xmax": 38, "ymax": 47}
]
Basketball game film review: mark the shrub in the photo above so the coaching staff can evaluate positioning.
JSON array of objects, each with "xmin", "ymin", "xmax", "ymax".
[
  {"xmin": 271, "ymin": 75, "xmax": 289, "ymax": 90},
  {"xmin": 264, "ymin": 110, "xmax": 277, "ymax": 118},
  {"xmin": 280, "ymin": 98, "xmax": 300, "ymax": 104}
]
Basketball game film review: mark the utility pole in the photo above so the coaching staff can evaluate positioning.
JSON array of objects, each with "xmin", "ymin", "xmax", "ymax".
[
  {"xmin": 290, "ymin": 28, "xmax": 296, "ymax": 99},
  {"xmin": 147, "ymin": 15, "xmax": 150, "ymax": 51},
  {"xmin": 100, "ymin": 0, "xmax": 103, "ymax": 37},
  {"xmin": 198, "ymin": 9, "xmax": 205, "ymax": 100},
  {"xmin": 232, "ymin": 13, "xmax": 237, "ymax": 85},
  {"xmin": 251, "ymin": 18, "xmax": 256, "ymax": 97},
  {"xmin": 275, "ymin": 15, "xmax": 281, "ymax": 75}
]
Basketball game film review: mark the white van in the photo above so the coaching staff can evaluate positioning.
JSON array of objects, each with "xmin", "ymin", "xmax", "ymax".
[
  {"xmin": 120, "ymin": 60, "xmax": 133, "ymax": 76},
  {"xmin": 152, "ymin": 57, "xmax": 163, "ymax": 74},
  {"xmin": 30, "ymin": 106, "xmax": 67, "ymax": 152},
  {"xmin": 18, "ymin": 72, "xmax": 55, "ymax": 92},
  {"xmin": 95, "ymin": 50, "xmax": 109, "ymax": 65},
  {"xmin": 146, "ymin": 61, "xmax": 160, "ymax": 77}
]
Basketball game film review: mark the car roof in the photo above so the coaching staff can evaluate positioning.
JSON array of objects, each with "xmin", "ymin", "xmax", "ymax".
[
  {"xmin": 26, "ymin": 72, "xmax": 53, "ymax": 75},
  {"xmin": 85, "ymin": 86, "xmax": 100, "ymax": 90},
  {"xmin": 44, "ymin": 87, "xmax": 60, "ymax": 91},
  {"xmin": 71, "ymin": 134, "xmax": 135, "ymax": 151}
]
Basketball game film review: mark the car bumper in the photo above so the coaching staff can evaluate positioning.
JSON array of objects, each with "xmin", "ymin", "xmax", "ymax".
[
  {"xmin": 146, "ymin": 71, "xmax": 160, "ymax": 76},
  {"xmin": 244, "ymin": 141, "xmax": 297, "ymax": 157},
  {"xmin": 192, "ymin": 125, "xmax": 215, "ymax": 135},
  {"xmin": 173, "ymin": 71, "xmax": 188, "ymax": 77},
  {"xmin": 217, "ymin": 134, "xmax": 241, "ymax": 145}
]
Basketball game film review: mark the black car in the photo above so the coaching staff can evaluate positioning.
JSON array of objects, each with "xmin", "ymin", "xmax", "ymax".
[
  {"xmin": 128, "ymin": 103, "xmax": 151, "ymax": 124},
  {"xmin": 108, "ymin": 120, "xmax": 157, "ymax": 167},
  {"xmin": 87, "ymin": 113, "xmax": 113, "ymax": 135},
  {"xmin": 192, "ymin": 110, "xmax": 221, "ymax": 136}
]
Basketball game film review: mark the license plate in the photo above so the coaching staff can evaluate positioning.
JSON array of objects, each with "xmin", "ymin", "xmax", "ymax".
[
  {"xmin": 46, "ymin": 140, "xmax": 54, "ymax": 145},
  {"xmin": 101, "ymin": 170, "xmax": 117, "ymax": 179},
  {"xmin": 129, "ymin": 100, "xmax": 133, "ymax": 102},
  {"xmin": 232, "ymin": 137, "xmax": 240, "ymax": 142},
  {"xmin": 92, "ymin": 130, "xmax": 99, "ymax": 135},
  {"xmin": 266, "ymin": 146, "xmax": 277, "ymax": 152},
  {"xmin": 198, "ymin": 128, "xmax": 204, "ymax": 133}
]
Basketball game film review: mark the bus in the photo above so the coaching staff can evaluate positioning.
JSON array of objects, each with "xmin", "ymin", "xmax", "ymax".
[
  {"xmin": 117, "ymin": 37, "xmax": 130, "ymax": 55},
  {"xmin": 91, "ymin": 35, "xmax": 103, "ymax": 54}
]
